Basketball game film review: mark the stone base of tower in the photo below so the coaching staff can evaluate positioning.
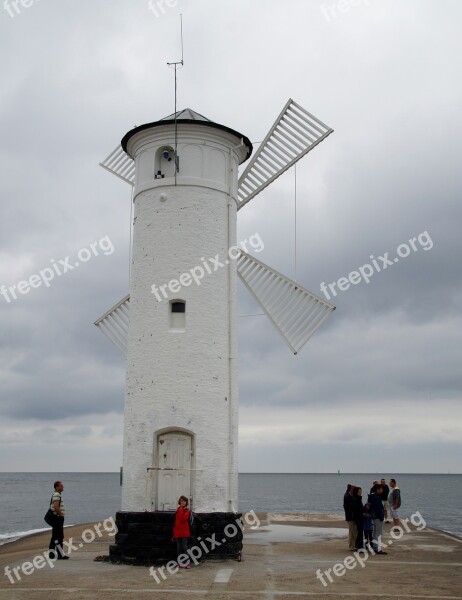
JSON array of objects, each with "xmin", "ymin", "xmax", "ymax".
[{"xmin": 108, "ymin": 511, "xmax": 243, "ymax": 565}]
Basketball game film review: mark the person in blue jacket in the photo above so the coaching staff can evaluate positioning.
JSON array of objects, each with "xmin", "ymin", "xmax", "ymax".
[
  {"xmin": 363, "ymin": 502, "xmax": 374, "ymax": 548},
  {"xmin": 368, "ymin": 484, "xmax": 387, "ymax": 555}
]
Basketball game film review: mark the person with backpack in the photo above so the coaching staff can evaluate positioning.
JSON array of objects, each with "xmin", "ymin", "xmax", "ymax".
[
  {"xmin": 173, "ymin": 495, "xmax": 191, "ymax": 568},
  {"xmin": 389, "ymin": 478, "xmax": 402, "ymax": 532},
  {"xmin": 48, "ymin": 481, "xmax": 69, "ymax": 559}
]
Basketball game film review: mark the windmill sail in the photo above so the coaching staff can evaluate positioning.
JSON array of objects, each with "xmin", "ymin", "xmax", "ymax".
[
  {"xmin": 237, "ymin": 252, "xmax": 335, "ymax": 354},
  {"xmin": 100, "ymin": 145, "xmax": 135, "ymax": 186},
  {"xmin": 237, "ymin": 99, "xmax": 333, "ymax": 210},
  {"xmin": 94, "ymin": 294, "xmax": 130, "ymax": 355}
]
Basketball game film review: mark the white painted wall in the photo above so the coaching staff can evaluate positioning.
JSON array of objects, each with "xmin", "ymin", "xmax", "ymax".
[{"xmin": 121, "ymin": 123, "xmax": 248, "ymax": 512}]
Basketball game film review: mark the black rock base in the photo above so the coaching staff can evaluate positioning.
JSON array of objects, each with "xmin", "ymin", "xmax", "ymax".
[{"xmin": 108, "ymin": 511, "xmax": 243, "ymax": 565}]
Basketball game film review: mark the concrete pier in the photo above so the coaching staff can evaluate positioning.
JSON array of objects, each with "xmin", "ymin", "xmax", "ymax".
[{"xmin": 0, "ymin": 512, "xmax": 461, "ymax": 599}]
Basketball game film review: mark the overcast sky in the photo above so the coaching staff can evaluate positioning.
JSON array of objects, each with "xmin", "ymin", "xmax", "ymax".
[{"xmin": 0, "ymin": 0, "xmax": 461, "ymax": 474}]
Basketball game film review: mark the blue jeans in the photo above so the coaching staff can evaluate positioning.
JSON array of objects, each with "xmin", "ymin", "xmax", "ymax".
[
  {"xmin": 372, "ymin": 518, "xmax": 384, "ymax": 552},
  {"xmin": 176, "ymin": 537, "xmax": 189, "ymax": 564}
]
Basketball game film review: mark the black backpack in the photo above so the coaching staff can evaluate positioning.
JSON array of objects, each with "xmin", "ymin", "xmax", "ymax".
[{"xmin": 44, "ymin": 493, "xmax": 61, "ymax": 526}]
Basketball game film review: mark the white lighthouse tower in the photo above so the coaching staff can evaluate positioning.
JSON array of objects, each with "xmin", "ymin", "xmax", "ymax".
[
  {"xmin": 120, "ymin": 110, "xmax": 251, "ymax": 514},
  {"xmin": 96, "ymin": 99, "xmax": 335, "ymax": 563}
]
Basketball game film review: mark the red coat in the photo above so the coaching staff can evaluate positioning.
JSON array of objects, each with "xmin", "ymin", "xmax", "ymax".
[{"xmin": 173, "ymin": 507, "xmax": 191, "ymax": 539}]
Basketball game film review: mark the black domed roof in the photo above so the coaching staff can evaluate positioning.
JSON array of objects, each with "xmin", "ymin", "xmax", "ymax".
[{"xmin": 121, "ymin": 108, "xmax": 252, "ymax": 162}]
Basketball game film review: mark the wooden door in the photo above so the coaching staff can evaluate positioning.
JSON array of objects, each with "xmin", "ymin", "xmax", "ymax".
[{"xmin": 156, "ymin": 432, "xmax": 192, "ymax": 510}]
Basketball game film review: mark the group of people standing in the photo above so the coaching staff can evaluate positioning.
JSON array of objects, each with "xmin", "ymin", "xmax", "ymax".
[{"xmin": 343, "ymin": 478, "xmax": 402, "ymax": 555}]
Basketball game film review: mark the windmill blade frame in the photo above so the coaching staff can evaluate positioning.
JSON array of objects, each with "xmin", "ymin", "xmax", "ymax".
[
  {"xmin": 94, "ymin": 294, "xmax": 130, "ymax": 355},
  {"xmin": 237, "ymin": 99, "xmax": 333, "ymax": 210},
  {"xmin": 237, "ymin": 251, "xmax": 335, "ymax": 354},
  {"xmin": 100, "ymin": 145, "xmax": 135, "ymax": 186}
]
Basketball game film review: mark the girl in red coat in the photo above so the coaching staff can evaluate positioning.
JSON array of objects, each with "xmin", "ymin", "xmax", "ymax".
[{"xmin": 173, "ymin": 495, "xmax": 191, "ymax": 568}]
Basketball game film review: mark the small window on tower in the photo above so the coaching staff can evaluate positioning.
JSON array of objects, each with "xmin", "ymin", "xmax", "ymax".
[
  {"xmin": 171, "ymin": 302, "xmax": 186, "ymax": 313},
  {"xmin": 170, "ymin": 300, "xmax": 186, "ymax": 331}
]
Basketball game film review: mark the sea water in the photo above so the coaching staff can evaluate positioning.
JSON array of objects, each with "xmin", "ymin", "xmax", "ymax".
[{"xmin": 0, "ymin": 472, "xmax": 460, "ymax": 544}]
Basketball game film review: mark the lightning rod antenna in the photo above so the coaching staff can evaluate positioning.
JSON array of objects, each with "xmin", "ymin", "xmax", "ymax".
[{"xmin": 167, "ymin": 14, "xmax": 184, "ymax": 185}]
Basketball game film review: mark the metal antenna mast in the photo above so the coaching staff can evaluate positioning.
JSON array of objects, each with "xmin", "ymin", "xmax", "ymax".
[{"xmin": 167, "ymin": 14, "xmax": 184, "ymax": 185}]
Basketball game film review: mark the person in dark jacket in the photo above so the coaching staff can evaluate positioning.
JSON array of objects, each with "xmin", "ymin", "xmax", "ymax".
[
  {"xmin": 368, "ymin": 484, "xmax": 387, "ymax": 555},
  {"xmin": 363, "ymin": 502, "xmax": 374, "ymax": 547},
  {"xmin": 343, "ymin": 484, "xmax": 357, "ymax": 551},
  {"xmin": 380, "ymin": 478, "xmax": 390, "ymax": 522},
  {"xmin": 389, "ymin": 478, "xmax": 402, "ymax": 531},
  {"xmin": 352, "ymin": 487, "xmax": 364, "ymax": 550},
  {"xmin": 173, "ymin": 496, "xmax": 191, "ymax": 568}
]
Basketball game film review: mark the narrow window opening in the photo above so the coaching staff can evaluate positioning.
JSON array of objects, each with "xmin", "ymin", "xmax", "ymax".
[
  {"xmin": 170, "ymin": 300, "xmax": 186, "ymax": 330},
  {"xmin": 172, "ymin": 302, "xmax": 186, "ymax": 313}
]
